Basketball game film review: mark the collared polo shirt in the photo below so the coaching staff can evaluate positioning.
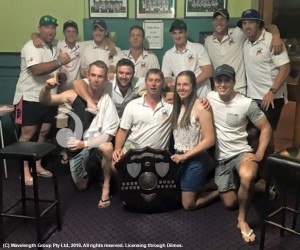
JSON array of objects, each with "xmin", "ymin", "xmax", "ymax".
[
  {"xmin": 243, "ymin": 29, "xmax": 290, "ymax": 99},
  {"xmin": 205, "ymin": 27, "xmax": 246, "ymax": 94},
  {"xmin": 13, "ymin": 40, "xmax": 58, "ymax": 104},
  {"xmin": 162, "ymin": 40, "xmax": 212, "ymax": 97},
  {"xmin": 80, "ymin": 40, "xmax": 121, "ymax": 69},
  {"xmin": 120, "ymin": 95, "xmax": 172, "ymax": 149},
  {"xmin": 122, "ymin": 49, "xmax": 160, "ymax": 77}
]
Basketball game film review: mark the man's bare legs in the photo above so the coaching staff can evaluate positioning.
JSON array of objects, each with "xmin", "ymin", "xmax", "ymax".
[
  {"xmin": 219, "ymin": 161, "xmax": 258, "ymax": 243},
  {"xmin": 98, "ymin": 143, "xmax": 113, "ymax": 208},
  {"xmin": 19, "ymin": 122, "xmax": 52, "ymax": 185}
]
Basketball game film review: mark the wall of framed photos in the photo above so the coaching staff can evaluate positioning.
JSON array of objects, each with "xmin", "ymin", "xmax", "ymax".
[{"xmin": 0, "ymin": 0, "xmax": 253, "ymax": 52}]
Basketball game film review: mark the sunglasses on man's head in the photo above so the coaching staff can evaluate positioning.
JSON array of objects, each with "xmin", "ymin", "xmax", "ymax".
[{"xmin": 43, "ymin": 17, "xmax": 57, "ymax": 24}]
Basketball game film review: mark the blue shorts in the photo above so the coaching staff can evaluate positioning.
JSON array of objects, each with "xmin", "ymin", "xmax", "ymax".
[{"xmin": 179, "ymin": 152, "xmax": 210, "ymax": 192}]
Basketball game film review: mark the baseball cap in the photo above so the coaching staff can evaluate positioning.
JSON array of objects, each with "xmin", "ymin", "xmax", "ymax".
[
  {"xmin": 214, "ymin": 64, "xmax": 235, "ymax": 80},
  {"xmin": 237, "ymin": 9, "xmax": 265, "ymax": 28},
  {"xmin": 93, "ymin": 19, "xmax": 107, "ymax": 31},
  {"xmin": 63, "ymin": 20, "xmax": 78, "ymax": 32},
  {"xmin": 169, "ymin": 20, "xmax": 187, "ymax": 32},
  {"xmin": 213, "ymin": 9, "xmax": 229, "ymax": 20},
  {"xmin": 39, "ymin": 15, "xmax": 58, "ymax": 27}
]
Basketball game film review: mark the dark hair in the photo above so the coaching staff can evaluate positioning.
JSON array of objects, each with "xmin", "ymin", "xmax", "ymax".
[
  {"xmin": 88, "ymin": 60, "xmax": 108, "ymax": 75},
  {"xmin": 129, "ymin": 25, "xmax": 145, "ymax": 38},
  {"xmin": 172, "ymin": 70, "xmax": 197, "ymax": 129},
  {"xmin": 145, "ymin": 68, "xmax": 164, "ymax": 83},
  {"xmin": 116, "ymin": 58, "xmax": 135, "ymax": 76}
]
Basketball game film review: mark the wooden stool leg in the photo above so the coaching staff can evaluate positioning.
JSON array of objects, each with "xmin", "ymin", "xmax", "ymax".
[{"xmin": 30, "ymin": 159, "xmax": 42, "ymax": 243}]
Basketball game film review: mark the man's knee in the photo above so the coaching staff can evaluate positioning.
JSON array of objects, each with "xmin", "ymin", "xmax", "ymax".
[
  {"xmin": 220, "ymin": 193, "xmax": 238, "ymax": 210},
  {"xmin": 239, "ymin": 169, "xmax": 257, "ymax": 184},
  {"xmin": 99, "ymin": 143, "xmax": 113, "ymax": 158}
]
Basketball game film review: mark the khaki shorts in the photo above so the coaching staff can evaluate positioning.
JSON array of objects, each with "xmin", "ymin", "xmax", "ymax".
[{"xmin": 214, "ymin": 153, "xmax": 246, "ymax": 192}]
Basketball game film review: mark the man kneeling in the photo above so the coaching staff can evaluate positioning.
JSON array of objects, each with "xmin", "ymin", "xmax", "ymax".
[{"xmin": 40, "ymin": 60, "xmax": 119, "ymax": 208}]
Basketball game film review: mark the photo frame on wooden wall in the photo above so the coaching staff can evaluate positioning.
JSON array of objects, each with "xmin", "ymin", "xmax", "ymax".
[
  {"xmin": 89, "ymin": 0, "xmax": 128, "ymax": 18},
  {"xmin": 185, "ymin": 0, "xmax": 226, "ymax": 18},
  {"xmin": 136, "ymin": 0, "xmax": 176, "ymax": 19}
]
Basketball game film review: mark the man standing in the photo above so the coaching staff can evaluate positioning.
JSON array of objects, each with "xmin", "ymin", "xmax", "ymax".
[
  {"xmin": 112, "ymin": 68, "xmax": 172, "ymax": 162},
  {"xmin": 207, "ymin": 64, "xmax": 272, "ymax": 244},
  {"xmin": 80, "ymin": 19, "xmax": 121, "ymax": 80},
  {"xmin": 14, "ymin": 15, "xmax": 72, "ymax": 186},
  {"xmin": 40, "ymin": 60, "xmax": 119, "ymax": 208},
  {"xmin": 122, "ymin": 25, "xmax": 160, "ymax": 77},
  {"xmin": 74, "ymin": 58, "xmax": 145, "ymax": 117},
  {"xmin": 205, "ymin": 9, "xmax": 283, "ymax": 95},
  {"xmin": 238, "ymin": 9, "xmax": 290, "ymax": 130},
  {"xmin": 162, "ymin": 19, "xmax": 212, "ymax": 98}
]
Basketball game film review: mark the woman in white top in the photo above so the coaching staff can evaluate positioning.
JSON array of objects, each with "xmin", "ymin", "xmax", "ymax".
[{"xmin": 171, "ymin": 70, "xmax": 218, "ymax": 210}]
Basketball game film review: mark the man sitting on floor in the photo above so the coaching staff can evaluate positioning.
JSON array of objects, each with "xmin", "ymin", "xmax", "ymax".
[
  {"xmin": 207, "ymin": 64, "xmax": 272, "ymax": 244},
  {"xmin": 39, "ymin": 60, "xmax": 119, "ymax": 208}
]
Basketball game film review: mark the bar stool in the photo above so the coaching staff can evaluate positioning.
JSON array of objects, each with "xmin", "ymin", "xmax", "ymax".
[
  {"xmin": 0, "ymin": 104, "xmax": 18, "ymax": 179},
  {"xmin": 259, "ymin": 147, "xmax": 300, "ymax": 249},
  {"xmin": 0, "ymin": 141, "xmax": 61, "ymax": 246}
]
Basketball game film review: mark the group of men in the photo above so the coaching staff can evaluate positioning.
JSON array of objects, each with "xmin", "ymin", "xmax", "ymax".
[{"xmin": 13, "ymin": 7, "xmax": 290, "ymax": 245}]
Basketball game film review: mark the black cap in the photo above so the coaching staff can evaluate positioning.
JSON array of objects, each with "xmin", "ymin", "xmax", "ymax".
[
  {"xmin": 214, "ymin": 64, "xmax": 235, "ymax": 80},
  {"xmin": 39, "ymin": 15, "xmax": 58, "ymax": 27},
  {"xmin": 93, "ymin": 19, "xmax": 107, "ymax": 31},
  {"xmin": 169, "ymin": 20, "xmax": 187, "ymax": 32},
  {"xmin": 63, "ymin": 20, "xmax": 78, "ymax": 32},
  {"xmin": 237, "ymin": 9, "xmax": 264, "ymax": 28},
  {"xmin": 213, "ymin": 9, "xmax": 229, "ymax": 20}
]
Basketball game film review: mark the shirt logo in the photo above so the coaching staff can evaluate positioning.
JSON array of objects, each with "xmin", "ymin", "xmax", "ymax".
[
  {"xmin": 140, "ymin": 62, "xmax": 146, "ymax": 69},
  {"xmin": 161, "ymin": 108, "xmax": 169, "ymax": 119},
  {"xmin": 256, "ymin": 47, "xmax": 263, "ymax": 56},
  {"xmin": 187, "ymin": 54, "xmax": 195, "ymax": 63}
]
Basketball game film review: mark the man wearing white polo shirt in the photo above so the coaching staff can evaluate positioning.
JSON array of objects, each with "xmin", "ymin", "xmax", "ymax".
[
  {"xmin": 122, "ymin": 25, "xmax": 160, "ymax": 78},
  {"xmin": 205, "ymin": 9, "xmax": 283, "ymax": 95},
  {"xmin": 112, "ymin": 68, "xmax": 172, "ymax": 163},
  {"xmin": 237, "ymin": 9, "xmax": 290, "ymax": 130},
  {"xmin": 80, "ymin": 19, "xmax": 121, "ymax": 80},
  {"xmin": 162, "ymin": 19, "xmax": 212, "ymax": 98}
]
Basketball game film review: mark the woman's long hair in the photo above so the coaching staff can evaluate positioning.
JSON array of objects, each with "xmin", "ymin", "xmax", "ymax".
[{"xmin": 171, "ymin": 70, "xmax": 197, "ymax": 129}]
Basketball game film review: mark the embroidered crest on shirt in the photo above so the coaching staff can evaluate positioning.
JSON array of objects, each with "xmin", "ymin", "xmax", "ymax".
[
  {"xmin": 140, "ymin": 62, "xmax": 146, "ymax": 69},
  {"xmin": 187, "ymin": 54, "xmax": 195, "ymax": 63},
  {"xmin": 256, "ymin": 47, "xmax": 263, "ymax": 56},
  {"xmin": 161, "ymin": 108, "xmax": 169, "ymax": 119}
]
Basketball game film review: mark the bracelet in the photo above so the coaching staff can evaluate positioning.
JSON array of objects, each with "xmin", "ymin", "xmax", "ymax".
[
  {"xmin": 57, "ymin": 58, "xmax": 62, "ymax": 67},
  {"xmin": 83, "ymin": 141, "xmax": 88, "ymax": 148}
]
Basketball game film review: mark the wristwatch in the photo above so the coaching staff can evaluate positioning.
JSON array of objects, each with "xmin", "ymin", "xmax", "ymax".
[{"xmin": 269, "ymin": 88, "xmax": 278, "ymax": 94}]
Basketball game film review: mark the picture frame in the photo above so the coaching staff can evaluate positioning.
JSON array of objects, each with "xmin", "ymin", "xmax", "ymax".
[
  {"xmin": 89, "ymin": 0, "xmax": 128, "ymax": 18},
  {"xmin": 185, "ymin": 0, "xmax": 226, "ymax": 18},
  {"xmin": 136, "ymin": 0, "xmax": 176, "ymax": 19},
  {"xmin": 143, "ymin": 20, "xmax": 164, "ymax": 49}
]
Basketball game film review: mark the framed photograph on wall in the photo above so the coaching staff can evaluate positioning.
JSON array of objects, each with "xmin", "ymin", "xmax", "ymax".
[
  {"xmin": 89, "ymin": 0, "xmax": 128, "ymax": 18},
  {"xmin": 185, "ymin": 0, "xmax": 226, "ymax": 17},
  {"xmin": 136, "ymin": 0, "xmax": 176, "ymax": 19}
]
